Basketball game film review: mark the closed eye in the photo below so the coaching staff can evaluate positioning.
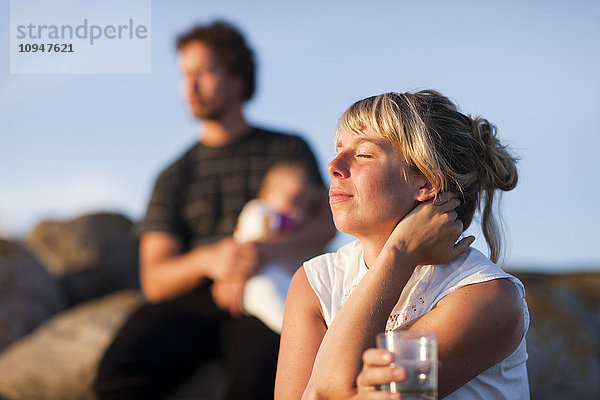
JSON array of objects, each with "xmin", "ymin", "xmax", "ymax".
[{"xmin": 356, "ymin": 153, "xmax": 373, "ymax": 158}]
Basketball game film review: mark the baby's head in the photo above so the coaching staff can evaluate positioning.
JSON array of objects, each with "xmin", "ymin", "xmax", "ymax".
[{"xmin": 259, "ymin": 162, "xmax": 316, "ymax": 221}]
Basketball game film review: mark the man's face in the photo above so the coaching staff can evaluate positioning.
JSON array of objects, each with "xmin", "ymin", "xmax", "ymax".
[{"xmin": 178, "ymin": 41, "xmax": 243, "ymax": 120}]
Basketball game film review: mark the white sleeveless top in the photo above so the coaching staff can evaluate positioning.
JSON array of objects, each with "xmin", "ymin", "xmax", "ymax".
[{"xmin": 304, "ymin": 240, "xmax": 530, "ymax": 400}]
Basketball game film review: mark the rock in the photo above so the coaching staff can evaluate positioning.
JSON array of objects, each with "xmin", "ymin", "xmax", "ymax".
[
  {"xmin": 0, "ymin": 239, "xmax": 65, "ymax": 352},
  {"xmin": 25, "ymin": 213, "xmax": 140, "ymax": 305},
  {"xmin": 0, "ymin": 221, "xmax": 12, "ymax": 241},
  {"xmin": 514, "ymin": 272, "xmax": 600, "ymax": 399},
  {"xmin": 0, "ymin": 290, "xmax": 145, "ymax": 400}
]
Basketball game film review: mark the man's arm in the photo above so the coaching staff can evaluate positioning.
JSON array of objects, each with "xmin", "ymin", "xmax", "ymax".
[{"xmin": 139, "ymin": 232, "xmax": 258, "ymax": 303}]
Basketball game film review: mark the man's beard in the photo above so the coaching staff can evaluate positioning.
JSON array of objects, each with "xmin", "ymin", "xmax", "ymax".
[
  {"xmin": 190, "ymin": 98, "xmax": 229, "ymax": 121},
  {"xmin": 191, "ymin": 102, "xmax": 224, "ymax": 120}
]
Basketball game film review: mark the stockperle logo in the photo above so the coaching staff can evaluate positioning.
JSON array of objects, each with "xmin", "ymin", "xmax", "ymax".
[
  {"xmin": 10, "ymin": 0, "xmax": 151, "ymax": 74},
  {"xmin": 16, "ymin": 19, "xmax": 149, "ymax": 46}
]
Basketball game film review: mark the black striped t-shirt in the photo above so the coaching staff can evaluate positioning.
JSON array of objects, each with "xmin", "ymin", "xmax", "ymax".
[{"xmin": 139, "ymin": 127, "xmax": 324, "ymax": 251}]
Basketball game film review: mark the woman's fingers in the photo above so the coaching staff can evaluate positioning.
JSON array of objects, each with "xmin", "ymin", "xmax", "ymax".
[
  {"xmin": 362, "ymin": 348, "xmax": 394, "ymax": 365},
  {"xmin": 452, "ymin": 235, "xmax": 476, "ymax": 259},
  {"xmin": 432, "ymin": 191, "xmax": 458, "ymax": 205},
  {"xmin": 447, "ymin": 210, "xmax": 458, "ymax": 222},
  {"xmin": 356, "ymin": 365, "xmax": 405, "ymax": 389},
  {"xmin": 433, "ymin": 196, "xmax": 461, "ymax": 213},
  {"xmin": 350, "ymin": 391, "xmax": 401, "ymax": 399},
  {"xmin": 357, "ymin": 349, "xmax": 406, "ymax": 392},
  {"xmin": 385, "ymin": 191, "xmax": 473, "ymax": 266}
]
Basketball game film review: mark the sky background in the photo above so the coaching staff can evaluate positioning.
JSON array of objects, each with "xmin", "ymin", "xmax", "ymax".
[{"xmin": 1, "ymin": 0, "xmax": 599, "ymax": 272}]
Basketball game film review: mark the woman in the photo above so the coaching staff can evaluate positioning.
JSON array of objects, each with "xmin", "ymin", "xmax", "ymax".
[{"xmin": 275, "ymin": 90, "xmax": 528, "ymax": 399}]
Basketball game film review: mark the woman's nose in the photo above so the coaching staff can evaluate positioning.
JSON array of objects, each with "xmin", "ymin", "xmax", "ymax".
[{"xmin": 327, "ymin": 153, "xmax": 349, "ymax": 178}]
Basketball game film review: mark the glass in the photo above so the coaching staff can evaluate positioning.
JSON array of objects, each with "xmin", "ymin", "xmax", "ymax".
[{"xmin": 375, "ymin": 330, "xmax": 438, "ymax": 400}]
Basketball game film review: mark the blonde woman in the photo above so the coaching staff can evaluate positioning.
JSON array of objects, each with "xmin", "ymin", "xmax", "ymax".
[{"xmin": 275, "ymin": 91, "xmax": 528, "ymax": 399}]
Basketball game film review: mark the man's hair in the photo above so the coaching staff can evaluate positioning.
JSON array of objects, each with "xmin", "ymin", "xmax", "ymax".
[{"xmin": 176, "ymin": 21, "xmax": 256, "ymax": 101}]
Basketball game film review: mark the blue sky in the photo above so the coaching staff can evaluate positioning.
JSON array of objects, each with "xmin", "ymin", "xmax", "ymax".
[{"xmin": 1, "ymin": 0, "xmax": 599, "ymax": 271}]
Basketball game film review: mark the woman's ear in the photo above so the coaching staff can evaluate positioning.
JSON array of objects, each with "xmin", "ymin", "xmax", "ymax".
[{"xmin": 415, "ymin": 171, "xmax": 443, "ymax": 202}]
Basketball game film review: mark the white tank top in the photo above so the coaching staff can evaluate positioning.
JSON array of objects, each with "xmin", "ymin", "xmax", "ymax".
[{"xmin": 303, "ymin": 240, "xmax": 530, "ymax": 400}]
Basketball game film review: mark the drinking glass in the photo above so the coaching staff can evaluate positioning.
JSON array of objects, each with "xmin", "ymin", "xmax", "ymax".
[{"xmin": 375, "ymin": 330, "xmax": 438, "ymax": 400}]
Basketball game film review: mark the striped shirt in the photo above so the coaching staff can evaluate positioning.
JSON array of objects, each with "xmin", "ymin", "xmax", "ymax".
[{"xmin": 139, "ymin": 127, "xmax": 323, "ymax": 250}]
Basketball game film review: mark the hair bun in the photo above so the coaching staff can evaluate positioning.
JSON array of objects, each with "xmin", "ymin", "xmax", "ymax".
[{"xmin": 471, "ymin": 117, "xmax": 518, "ymax": 192}]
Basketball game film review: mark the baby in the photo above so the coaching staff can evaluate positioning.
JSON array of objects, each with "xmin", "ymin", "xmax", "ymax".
[{"xmin": 234, "ymin": 162, "xmax": 317, "ymax": 333}]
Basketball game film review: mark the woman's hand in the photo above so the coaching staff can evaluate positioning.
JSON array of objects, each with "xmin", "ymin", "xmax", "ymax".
[
  {"xmin": 381, "ymin": 192, "xmax": 475, "ymax": 267},
  {"xmin": 349, "ymin": 348, "xmax": 404, "ymax": 400}
]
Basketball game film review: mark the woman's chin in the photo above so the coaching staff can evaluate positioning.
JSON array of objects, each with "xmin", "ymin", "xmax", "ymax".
[
  {"xmin": 332, "ymin": 215, "xmax": 350, "ymax": 234},
  {"xmin": 332, "ymin": 219, "xmax": 361, "ymax": 239}
]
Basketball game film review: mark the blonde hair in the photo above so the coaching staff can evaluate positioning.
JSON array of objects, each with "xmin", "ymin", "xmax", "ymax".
[{"xmin": 337, "ymin": 90, "xmax": 518, "ymax": 263}]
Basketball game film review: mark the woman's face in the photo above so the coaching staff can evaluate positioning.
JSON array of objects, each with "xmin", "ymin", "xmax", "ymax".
[{"xmin": 328, "ymin": 127, "xmax": 428, "ymax": 242}]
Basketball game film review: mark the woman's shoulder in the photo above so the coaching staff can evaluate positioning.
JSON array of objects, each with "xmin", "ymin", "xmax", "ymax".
[
  {"xmin": 429, "ymin": 247, "xmax": 526, "ymax": 305},
  {"xmin": 302, "ymin": 240, "xmax": 365, "ymax": 326}
]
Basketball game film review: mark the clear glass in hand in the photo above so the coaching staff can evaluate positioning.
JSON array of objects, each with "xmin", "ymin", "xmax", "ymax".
[{"xmin": 376, "ymin": 330, "xmax": 438, "ymax": 400}]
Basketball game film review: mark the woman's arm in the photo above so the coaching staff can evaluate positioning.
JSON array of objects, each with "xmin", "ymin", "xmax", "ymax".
[
  {"xmin": 275, "ymin": 267, "xmax": 327, "ymax": 400},
  {"xmin": 300, "ymin": 196, "xmax": 473, "ymax": 399},
  {"xmin": 302, "ymin": 248, "xmax": 421, "ymax": 399},
  {"xmin": 407, "ymin": 278, "xmax": 524, "ymax": 397},
  {"xmin": 351, "ymin": 279, "xmax": 524, "ymax": 399}
]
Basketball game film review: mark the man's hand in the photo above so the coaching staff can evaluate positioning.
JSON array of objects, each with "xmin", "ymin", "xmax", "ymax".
[
  {"xmin": 203, "ymin": 238, "xmax": 259, "ymax": 281},
  {"xmin": 211, "ymin": 276, "xmax": 247, "ymax": 317},
  {"xmin": 205, "ymin": 239, "xmax": 258, "ymax": 316}
]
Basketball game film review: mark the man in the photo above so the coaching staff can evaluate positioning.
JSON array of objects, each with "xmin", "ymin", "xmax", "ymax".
[{"xmin": 95, "ymin": 21, "xmax": 335, "ymax": 400}]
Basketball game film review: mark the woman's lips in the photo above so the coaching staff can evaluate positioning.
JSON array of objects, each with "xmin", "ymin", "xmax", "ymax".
[{"xmin": 329, "ymin": 190, "xmax": 353, "ymax": 203}]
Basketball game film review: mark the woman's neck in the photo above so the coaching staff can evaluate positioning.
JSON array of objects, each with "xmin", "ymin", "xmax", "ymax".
[{"xmin": 358, "ymin": 234, "xmax": 389, "ymax": 268}]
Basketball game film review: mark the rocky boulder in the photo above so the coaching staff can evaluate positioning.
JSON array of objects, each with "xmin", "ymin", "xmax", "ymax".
[
  {"xmin": 25, "ymin": 213, "xmax": 140, "ymax": 305},
  {"xmin": 514, "ymin": 271, "xmax": 600, "ymax": 399},
  {"xmin": 0, "ymin": 290, "xmax": 145, "ymax": 400},
  {"xmin": 0, "ymin": 239, "xmax": 65, "ymax": 352}
]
